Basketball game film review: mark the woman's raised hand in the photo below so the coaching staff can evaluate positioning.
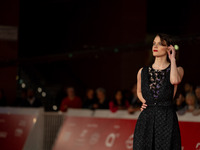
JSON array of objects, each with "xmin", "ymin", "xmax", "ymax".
[{"xmin": 167, "ymin": 45, "xmax": 176, "ymax": 61}]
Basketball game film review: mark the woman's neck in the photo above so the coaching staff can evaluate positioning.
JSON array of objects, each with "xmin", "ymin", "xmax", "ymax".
[{"xmin": 153, "ymin": 55, "xmax": 169, "ymax": 67}]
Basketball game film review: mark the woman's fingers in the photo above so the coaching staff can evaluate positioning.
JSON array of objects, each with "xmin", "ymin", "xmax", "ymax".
[
  {"xmin": 142, "ymin": 104, "xmax": 147, "ymax": 108},
  {"xmin": 140, "ymin": 103, "xmax": 147, "ymax": 111},
  {"xmin": 141, "ymin": 105, "xmax": 145, "ymax": 108},
  {"xmin": 168, "ymin": 45, "xmax": 175, "ymax": 52},
  {"xmin": 167, "ymin": 49, "xmax": 171, "ymax": 55}
]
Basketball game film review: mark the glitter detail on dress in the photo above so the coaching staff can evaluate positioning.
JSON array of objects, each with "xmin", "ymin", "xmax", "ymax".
[{"xmin": 148, "ymin": 64, "xmax": 170, "ymax": 100}]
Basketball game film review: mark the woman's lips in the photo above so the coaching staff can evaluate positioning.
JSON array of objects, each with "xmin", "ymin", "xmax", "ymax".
[{"xmin": 153, "ymin": 50, "xmax": 158, "ymax": 52}]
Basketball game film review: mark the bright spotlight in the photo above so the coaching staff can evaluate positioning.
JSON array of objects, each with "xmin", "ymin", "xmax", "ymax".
[
  {"xmin": 42, "ymin": 92, "xmax": 46, "ymax": 97},
  {"xmin": 33, "ymin": 118, "xmax": 37, "ymax": 124},
  {"xmin": 21, "ymin": 83, "xmax": 26, "ymax": 88},
  {"xmin": 37, "ymin": 87, "xmax": 42, "ymax": 93},
  {"xmin": 174, "ymin": 45, "xmax": 179, "ymax": 50},
  {"xmin": 53, "ymin": 105, "xmax": 58, "ymax": 111}
]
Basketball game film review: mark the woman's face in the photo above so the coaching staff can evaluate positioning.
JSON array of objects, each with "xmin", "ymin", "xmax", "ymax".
[{"xmin": 152, "ymin": 35, "xmax": 168, "ymax": 57}]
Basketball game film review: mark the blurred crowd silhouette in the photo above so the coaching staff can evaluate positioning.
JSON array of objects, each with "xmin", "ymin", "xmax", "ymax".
[
  {"xmin": 53, "ymin": 84, "xmax": 143, "ymax": 114},
  {"xmin": 175, "ymin": 83, "xmax": 200, "ymax": 116},
  {"xmin": 1, "ymin": 81, "xmax": 200, "ymax": 116}
]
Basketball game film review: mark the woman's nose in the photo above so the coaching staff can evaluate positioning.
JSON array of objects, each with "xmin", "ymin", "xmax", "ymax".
[{"xmin": 154, "ymin": 44, "xmax": 158, "ymax": 48}]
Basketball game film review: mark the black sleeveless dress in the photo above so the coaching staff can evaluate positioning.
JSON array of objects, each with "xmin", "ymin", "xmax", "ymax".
[{"xmin": 133, "ymin": 63, "xmax": 181, "ymax": 150}]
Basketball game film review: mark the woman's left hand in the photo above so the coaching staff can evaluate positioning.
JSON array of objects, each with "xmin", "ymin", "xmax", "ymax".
[{"xmin": 167, "ymin": 45, "xmax": 176, "ymax": 61}]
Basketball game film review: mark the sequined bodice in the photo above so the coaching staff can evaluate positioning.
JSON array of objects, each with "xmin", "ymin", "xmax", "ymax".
[
  {"xmin": 148, "ymin": 64, "xmax": 171, "ymax": 100},
  {"xmin": 141, "ymin": 63, "xmax": 174, "ymax": 105}
]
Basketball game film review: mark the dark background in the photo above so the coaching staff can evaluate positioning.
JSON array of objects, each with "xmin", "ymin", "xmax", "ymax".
[{"xmin": 0, "ymin": 0, "xmax": 200, "ymax": 105}]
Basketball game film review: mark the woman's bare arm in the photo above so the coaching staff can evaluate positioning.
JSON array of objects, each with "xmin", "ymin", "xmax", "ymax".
[
  {"xmin": 170, "ymin": 58, "xmax": 184, "ymax": 85},
  {"xmin": 137, "ymin": 67, "xmax": 146, "ymax": 104},
  {"xmin": 167, "ymin": 45, "xmax": 184, "ymax": 85}
]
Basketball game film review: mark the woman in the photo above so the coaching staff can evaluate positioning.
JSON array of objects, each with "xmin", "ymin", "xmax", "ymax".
[
  {"xmin": 133, "ymin": 33, "xmax": 184, "ymax": 150},
  {"xmin": 109, "ymin": 90, "xmax": 129, "ymax": 112}
]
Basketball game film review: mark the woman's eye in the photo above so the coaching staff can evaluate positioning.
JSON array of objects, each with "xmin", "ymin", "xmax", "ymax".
[{"xmin": 153, "ymin": 42, "xmax": 161, "ymax": 45}]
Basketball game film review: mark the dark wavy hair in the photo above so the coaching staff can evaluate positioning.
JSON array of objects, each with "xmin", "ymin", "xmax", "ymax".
[
  {"xmin": 155, "ymin": 33, "xmax": 175, "ymax": 62},
  {"xmin": 156, "ymin": 33, "xmax": 175, "ymax": 46}
]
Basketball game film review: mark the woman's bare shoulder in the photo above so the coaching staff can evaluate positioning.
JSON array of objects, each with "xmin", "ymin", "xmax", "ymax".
[{"xmin": 137, "ymin": 67, "xmax": 144, "ymax": 76}]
